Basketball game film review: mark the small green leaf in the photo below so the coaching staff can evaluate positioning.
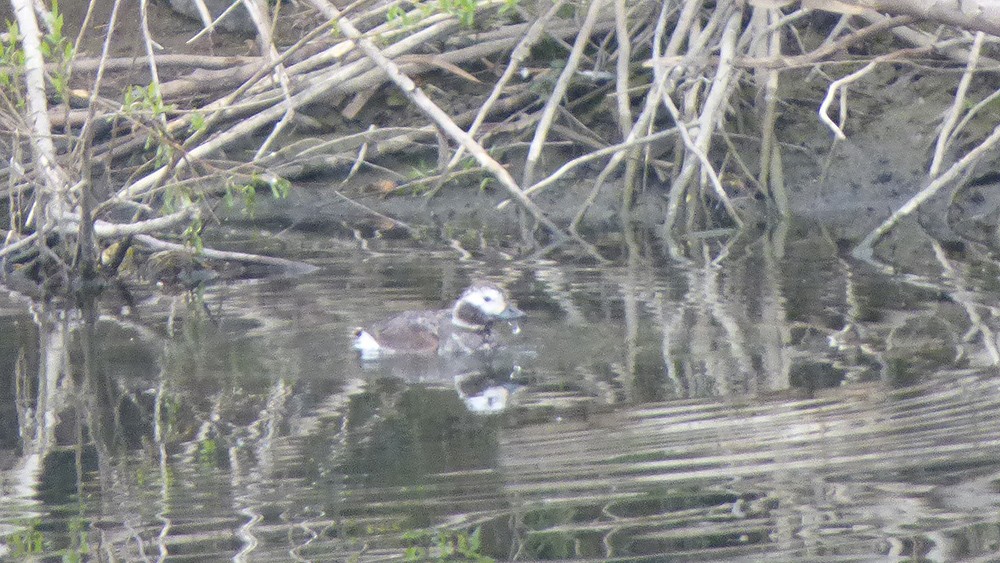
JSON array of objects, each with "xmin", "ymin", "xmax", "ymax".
[{"xmin": 189, "ymin": 112, "xmax": 205, "ymax": 132}]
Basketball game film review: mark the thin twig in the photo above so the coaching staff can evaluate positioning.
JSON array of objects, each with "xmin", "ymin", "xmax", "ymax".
[
  {"xmin": 818, "ymin": 60, "xmax": 877, "ymax": 140},
  {"xmin": 613, "ymin": 0, "xmax": 633, "ymax": 140},
  {"xmin": 306, "ymin": 0, "xmax": 566, "ymax": 239},
  {"xmin": 756, "ymin": 7, "xmax": 789, "ymax": 215},
  {"xmin": 664, "ymin": 8, "xmax": 744, "ymax": 231},
  {"xmin": 0, "ymin": 232, "xmax": 38, "ymax": 259},
  {"xmin": 854, "ymin": 119, "xmax": 1000, "ymax": 259},
  {"xmin": 522, "ymin": 0, "xmax": 606, "ymax": 187},
  {"xmin": 930, "ymin": 31, "xmax": 984, "ymax": 177},
  {"xmin": 11, "ymin": 0, "xmax": 70, "ymax": 228},
  {"xmin": 515, "ymin": 128, "xmax": 678, "ymax": 200},
  {"xmin": 436, "ymin": 0, "xmax": 567, "ymax": 185},
  {"xmin": 117, "ymin": 18, "xmax": 461, "ymax": 201},
  {"xmin": 660, "ymin": 90, "xmax": 742, "ymax": 230},
  {"xmin": 133, "ymin": 234, "xmax": 319, "ymax": 276},
  {"xmin": 567, "ymin": 98, "xmax": 665, "ymax": 233},
  {"xmin": 949, "ymin": 87, "xmax": 1000, "ymax": 147}
]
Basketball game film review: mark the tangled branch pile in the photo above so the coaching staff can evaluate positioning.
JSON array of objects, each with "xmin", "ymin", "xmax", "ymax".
[{"xmin": 2, "ymin": 0, "xmax": 1000, "ymax": 296}]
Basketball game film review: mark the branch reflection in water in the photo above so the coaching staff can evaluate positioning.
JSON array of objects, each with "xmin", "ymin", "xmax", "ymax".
[{"xmin": 1, "ymin": 222, "xmax": 1000, "ymax": 560}]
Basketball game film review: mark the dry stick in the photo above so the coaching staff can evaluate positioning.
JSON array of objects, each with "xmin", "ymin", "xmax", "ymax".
[
  {"xmin": 62, "ymin": 54, "xmax": 260, "ymax": 73},
  {"xmin": 854, "ymin": 120, "xmax": 1000, "ymax": 261},
  {"xmin": 0, "ymin": 232, "xmax": 38, "ymax": 259},
  {"xmin": 613, "ymin": 0, "xmax": 633, "ymax": 138},
  {"xmin": 243, "ymin": 0, "xmax": 297, "ymax": 160},
  {"xmin": 950, "ymin": 87, "xmax": 1000, "ymax": 146},
  {"xmin": 660, "ymin": 93, "xmax": 741, "ymax": 229},
  {"xmin": 329, "ymin": 189, "xmax": 416, "ymax": 235},
  {"xmin": 11, "ymin": 0, "xmax": 70, "ymax": 231},
  {"xmin": 637, "ymin": 0, "xmax": 672, "ymax": 189},
  {"xmin": 139, "ymin": 0, "xmax": 163, "ymax": 90},
  {"xmin": 70, "ymin": 0, "xmax": 103, "ymax": 70},
  {"xmin": 2, "ymin": 198, "xmax": 195, "ymax": 241},
  {"xmin": 664, "ymin": 9, "xmax": 743, "ymax": 232},
  {"xmin": 91, "ymin": 208, "xmax": 198, "ymax": 238},
  {"xmin": 652, "ymin": 16, "xmax": 918, "ymax": 72},
  {"xmin": 818, "ymin": 60, "xmax": 876, "ymax": 140},
  {"xmin": 283, "ymin": 90, "xmax": 537, "ymax": 179},
  {"xmin": 860, "ymin": 12, "xmax": 999, "ymax": 68},
  {"xmin": 521, "ymin": 0, "xmax": 606, "ymax": 187},
  {"xmin": 306, "ymin": 0, "xmax": 566, "ymax": 239},
  {"xmin": 72, "ymin": 0, "xmax": 122, "ymax": 164},
  {"xmin": 803, "ymin": 13, "xmax": 850, "ymax": 82},
  {"xmin": 72, "ymin": 0, "xmax": 123, "ymax": 271},
  {"xmin": 614, "ymin": 0, "xmax": 642, "ymax": 205},
  {"xmin": 282, "ymin": 10, "xmax": 452, "ymax": 79},
  {"xmin": 762, "ymin": 7, "xmax": 814, "ymax": 37},
  {"xmin": 748, "ymin": 8, "xmax": 772, "ymax": 177},
  {"xmin": 655, "ymin": 0, "xmax": 729, "ymax": 189},
  {"xmin": 553, "ymin": 108, "xmax": 605, "ymax": 148},
  {"xmin": 756, "ymin": 7, "xmax": 789, "ymax": 216},
  {"xmin": 930, "ymin": 31, "xmax": 984, "ymax": 177},
  {"xmin": 334, "ymin": 24, "xmax": 609, "ymax": 105},
  {"xmin": 116, "ymin": 18, "xmax": 459, "ymax": 202},
  {"xmin": 436, "ymin": 0, "xmax": 567, "ymax": 184},
  {"xmin": 665, "ymin": 0, "xmax": 702, "ymax": 58},
  {"xmin": 567, "ymin": 97, "xmax": 667, "ymax": 233},
  {"xmin": 188, "ymin": 0, "xmax": 247, "ymax": 41},
  {"xmin": 133, "ymin": 234, "xmax": 319, "ymax": 275},
  {"xmin": 718, "ymin": 130, "xmax": 762, "ymax": 191},
  {"xmin": 568, "ymin": 0, "xmax": 675, "ymax": 230},
  {"xmin": 342, "ymin": 125, "xmax": 373, "ymax": 184},
  {"xmin": 175, "ymin": 18, "xmax": 341, "ymax": 153},
  {"xmin": 119, "ymin": 15, "xmax": 354, "ymax": 166},
  {"xmin": 224, "ymin": 20, "xmax": 462, "ymax": 136},
  {"xmin": 518, "ymin": 128, "xmax": 678, "ymax": 199},
  {"xmin": 765, "ymin": 9, "xmax": 789, "ymax": 216},
  {"xmin": 286, "ymin": 0, "xmax": 471, "ymax": 84},
  {"xmin": 818, "ymin": 46, "xmax": 929, "ymax": 140},
  {"xmin": 102, "ymin": 16, "xmax": 553, "ymax": 162},
  {"xmin": 133, "ymin": 0, "xmax": 179, "ymax": 204}
]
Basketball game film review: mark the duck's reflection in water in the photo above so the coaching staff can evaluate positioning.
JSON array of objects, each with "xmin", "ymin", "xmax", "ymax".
[{"xmin": 355, "ymin": 350, "xmax": 528, "ymax": 415}]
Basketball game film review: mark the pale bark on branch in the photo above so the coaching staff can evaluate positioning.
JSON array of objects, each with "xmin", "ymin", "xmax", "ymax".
[
  {"xmin": 843, "ymin": 0, "xmax": 1000, "ymax": 37},
  {"xmin": 11, "ymin": 0, "xmax": 70, "ymax": 229},
  {"xmin": 305, "ymin": 0, "xmax": 567, "ymax": 238}
]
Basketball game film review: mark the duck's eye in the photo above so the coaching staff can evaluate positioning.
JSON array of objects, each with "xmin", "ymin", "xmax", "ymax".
[{"xmin": 483, "ymin": 295, "xmax": 493, "ymax": 302}]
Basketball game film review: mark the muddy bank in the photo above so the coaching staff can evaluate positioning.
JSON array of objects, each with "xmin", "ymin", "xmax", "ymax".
[{"xmin": 237, "ymin": 61, "xmax": 980, "ymax": 252}]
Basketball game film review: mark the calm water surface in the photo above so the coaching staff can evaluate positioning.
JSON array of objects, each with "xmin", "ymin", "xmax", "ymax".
[{"xmin": 3, "ymin": 222, "xmax": 1000, "ymax": 561}]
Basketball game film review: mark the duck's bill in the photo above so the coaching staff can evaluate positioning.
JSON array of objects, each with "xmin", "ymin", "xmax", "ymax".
[{"xmin": 497, "ymin": 305, "xmax": 525, "ymax": 320}]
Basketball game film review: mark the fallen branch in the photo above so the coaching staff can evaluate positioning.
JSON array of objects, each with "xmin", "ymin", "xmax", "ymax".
[
  {"xmin": 930, "ymin": 31, "xmax": 984, "ymax": 176},
  {"xmin": 664, "ymin": 7, "xmax": 744, "ymax": 231},
  {"xmin": 11, "ymin": 0, "xmax": 70, "ymax": 228},
  {"xmin": 521, "ymin": 0, "xmax": 606, "ymax": 187},
  {"xmin": 843, "ymin": 0, "xmax": 1000, "ymax": 37},
  {"xmin": 133, "ymin": 234, "xmax": 319, "ymax": 276},
  {"xmin": 437, "ymin": 0, "xmax": 567, "ymax": 186},
  {"xmin": 114, "ymin": 17, "xmax": 462, "ymax": 202},
  {"xmin": 305, "ymin": 0, "xmax": 567, "ymax": 239}
]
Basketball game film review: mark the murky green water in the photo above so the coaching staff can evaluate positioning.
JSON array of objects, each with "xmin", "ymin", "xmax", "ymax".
[{"xmin": 4, "ymin": 222, "xmax": 1000, "ymax": 561}]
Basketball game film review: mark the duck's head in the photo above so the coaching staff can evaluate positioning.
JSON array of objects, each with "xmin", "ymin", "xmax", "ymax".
[{"xmin": 451, "ymin": 283, "xmax": 524, "ymax": 331}]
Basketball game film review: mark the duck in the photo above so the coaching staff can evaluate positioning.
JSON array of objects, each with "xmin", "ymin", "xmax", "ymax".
[{"xmin": 353, "ymin": 283, "xmax": 525, "ymax": 360}]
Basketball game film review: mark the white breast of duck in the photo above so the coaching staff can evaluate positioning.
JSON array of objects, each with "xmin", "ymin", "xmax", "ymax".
[{"xmin": 353, "ymin": 283, "xmax": 524, "ymax": 360}]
